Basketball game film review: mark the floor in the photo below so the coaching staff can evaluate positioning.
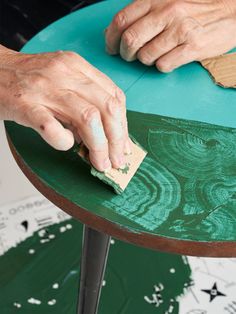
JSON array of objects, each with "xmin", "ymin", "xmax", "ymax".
[{"xmin": 1, "ymin": 120, "xmax": 236, "ymax": 314}]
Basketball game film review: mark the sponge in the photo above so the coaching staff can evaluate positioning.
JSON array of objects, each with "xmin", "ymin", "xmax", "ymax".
[{"xmin": 76, "ymin": 137, "xmax": 147, "ymax": 194}]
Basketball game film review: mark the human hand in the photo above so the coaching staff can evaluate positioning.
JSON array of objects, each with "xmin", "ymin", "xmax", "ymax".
[
  {"xmin": 0, "ymin": 47, "xmax": 130, "ymax": 171},
  {"xmin": 106, "ymin": 0, "xmax": 236, "ymax": 72}
]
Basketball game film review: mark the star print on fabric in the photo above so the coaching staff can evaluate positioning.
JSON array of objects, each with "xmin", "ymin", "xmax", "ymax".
[{"xmin": 201, "ymin": 282, "xmax": 226, "ymax": 302}]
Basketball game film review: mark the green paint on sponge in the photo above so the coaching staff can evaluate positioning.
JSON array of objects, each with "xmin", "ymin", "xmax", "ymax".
[{"xmin": 75, "ymin": 136, "xmax": 147, "ymax": 194}]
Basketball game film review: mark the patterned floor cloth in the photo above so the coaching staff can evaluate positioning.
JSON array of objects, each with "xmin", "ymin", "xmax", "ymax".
[{"xmin": 0, "ymin": 195, "xmax": 235, "ymax": 314}]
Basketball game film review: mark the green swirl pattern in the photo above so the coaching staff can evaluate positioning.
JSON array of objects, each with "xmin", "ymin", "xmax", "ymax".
[
  {"xmin": 148, "ymin": 120, "xmax": 236, "ymax": 179},
  {"xmin": 102, "ymin": 157, "xmax": 181, "ymax": 231},
  {"xmin": 125, "ymin": 111, "xmax": 236, "ymax": 240},
  {"xmin": 5, "ymin": 110, "xmax": 236, "ymax": 241}
]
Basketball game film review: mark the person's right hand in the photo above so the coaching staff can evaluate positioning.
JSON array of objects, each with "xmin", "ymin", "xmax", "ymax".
[{"xmin": 0, "ymin": 47, "xmax": 131, "ymax": 171}]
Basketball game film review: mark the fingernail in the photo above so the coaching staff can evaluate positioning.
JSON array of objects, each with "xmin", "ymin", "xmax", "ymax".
[
  {"xmin": 113, "ymin": 155, "xmax": 125, "ymax": 169},
  {"xmin": 106, "ymin": 45, "xmax": 116, "ymax": 55},
  {"xmin": 56, "ymin": 132, "xmax": 74, "ymax": 151},
  {"xmin": 119, "ymin": 163, "xmax": 127, "ymax": 170},
  {"xmin": 124, "ymin": 140, "xmax": 132, "ymax": 155},
  {"xmin": 103, "ymin": 158, "xmax": 112, "ymax": 172}
]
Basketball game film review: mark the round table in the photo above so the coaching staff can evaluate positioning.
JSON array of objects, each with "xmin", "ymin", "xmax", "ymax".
[{"xmin": 5, "ymin": 0, "xmax": 236, "ymax": 313}]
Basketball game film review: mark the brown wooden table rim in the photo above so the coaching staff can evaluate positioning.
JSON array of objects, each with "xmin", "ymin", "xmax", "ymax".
[{"xmin": 6, "ymin": 131, "xmax": 236, "ymax": 258}]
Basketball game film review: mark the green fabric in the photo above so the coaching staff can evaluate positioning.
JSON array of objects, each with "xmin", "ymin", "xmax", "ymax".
[{"xmin": 0, "ymin": 219, "xmax": 192, "ymax": 314}]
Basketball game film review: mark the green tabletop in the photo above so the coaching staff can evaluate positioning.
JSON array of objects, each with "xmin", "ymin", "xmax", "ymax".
[{"xmin": 5, "ymin": 0, "xmax": 236, "ymax": 257}]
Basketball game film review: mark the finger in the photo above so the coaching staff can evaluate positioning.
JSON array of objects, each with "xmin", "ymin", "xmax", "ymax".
[
  {"xmin": 125, "ymin": 137, "xmax": 132, "ymax": 156},
  {"xmin": 123, "ymin": 16, "xmax": 202, "ymax": 63},
  {"xmin": 64, "ymin": 85, "xmax": 128, "ymax": 169},
  {"xmin": 154, "ymin": 17, "xmax": 205, "ymax": 72},
  {"xmin": 52, "ymin": 92, "xmax": 111, "ymax": 172},
  {"xmin": 63, "ymin": 123, "xmax": 82, "ymax": 144},
  {"xmin": 80, "ymin": 109, "xmax": 112, "ymax": 172},
  {"xmin": 120, "ymin": 11, "xmax": 168, "ymax": 62},
  {"xmin": 120, "ymin": 11, "xmax": 168, "ymax": 61},
  {"xmin": 105, "ymin": 0, "xmax": 151, "ymax": 54},
  {"xmin": 69, "ymin": 54, "xmax": 131, "ymax": 162},
  {"xmin": 25, "ymin": 106, "xmax": 75, "ymax": 151},
  {"xmin": 137, "ymin": 27, "xmax": 179, "ymax": 66},
  {"xmin": 78, "ymin": 84, "xmax": 129, "ymax": 168},
  {"xmin": 44, "ymin": 52, "xmax": 130, "ymax": 168},
  {"xmin": 104, "ymin": 102, "xmax": 128, "ymax": 169},
  {"xmin": 156, "ymin": 44, "xmax": 196, "ymax": 73}
]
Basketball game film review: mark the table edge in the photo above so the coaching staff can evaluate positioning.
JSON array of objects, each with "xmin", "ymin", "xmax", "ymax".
[{"xmin": 5, "ymin": 128, "xmax": 236, "ymax": 257}]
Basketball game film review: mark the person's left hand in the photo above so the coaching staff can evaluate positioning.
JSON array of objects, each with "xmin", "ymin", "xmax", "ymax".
[{"xmin": 105, "ymin": 0, "xmax": 236, "ymax": 72}]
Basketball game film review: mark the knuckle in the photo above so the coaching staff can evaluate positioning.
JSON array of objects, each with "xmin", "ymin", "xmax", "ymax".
[
  {"xmin": 104, "ymin": 94, "xmax": 117, "ymax": 113},
  {"xmin": 58, "ymin": 90, "xmax": 76, "ymax": 103},
  {"xmin": 113, "ymin": 11, "xmax": 127, "ymax": 30},
  {"xmin": 190, "ymin": 37, "xmax": 202, "ymax": 51},
  {"xmin": 62, "ymin": 50, "xmax": 78, "ymax": 60},
  {"xmin": 29, "ymin": 73, "xmax": 48, "ymax": 87},
  {"xmin": 109, "ymin": 138, "xmax": 124, "ymax": 146},
  {"xmin": 181, "ymin": 45, "xmax": 193, "ymax": 58},
  {"xmin": 24, "ymin": 105, "xmax": 46, "ymax": 126},
  {"xmin": 122, "ymin": 28, "xmax": 138, "ymax": 48},
  {"xmin": 81, "ymin": 106, "xmax": 100, "ymax": 125},
  {"xmin": 116, "ymin": 87, "xmax": 126, "ymax": 104},
  {"xmin": 105, "ymin": 92, "xmax": 124, "ymax": 115},
  {"xmin": 189, "ymin": 30, "xmax": 203, "ymax": 51},
  {"xmin": 48, "ymin": 51, "xmax": 71, "ymax": 71},
  {"xmin": 52, "ymin": 50, "xmax": 65, "ymax": 62},
  {"xmin": 76, "ymin": 72, "xmax": 92, "ymax": 85},
  {"xmin": 90, "ymin": 147, "xmax": 108, "ymax": 156},
  {"xmin": 178, "ymin": 18, "xmax": 201, "ymax": 42},
  {"xmin": 179, "ymin": 21, "xmax": 192, "ymax": 38},
  {"xmin": 169, "ymin": 0, "xmax": 186, "ymax": 15},
  {"xmin": 47, "ymin": 58, "xmax": 66, "ymax": 72}
]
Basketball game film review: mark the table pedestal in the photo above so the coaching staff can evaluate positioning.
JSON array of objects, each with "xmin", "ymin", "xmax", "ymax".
[{"xmin": 77, "ymin": 225, "xmax": 111, "ymax": 314}]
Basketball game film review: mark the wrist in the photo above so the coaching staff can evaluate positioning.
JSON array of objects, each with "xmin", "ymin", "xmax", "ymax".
[
  {"xmin": 0, "ymin": 45, "xmax": 20, "ymax": 66},
  {"xmin": 0, "ymin": 46, "xmax": 19, "ymax": 121}
]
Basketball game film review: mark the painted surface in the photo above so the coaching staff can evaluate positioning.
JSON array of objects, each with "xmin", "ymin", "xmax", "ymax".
[
  {"xmin": 0, "ymin": 217, "xmax": 191, "ymax": 314},
  {"xmin": 5, "ymin": 110, "xmax": 236, "ymax": 241},
  {"xmin": 21, "ymin": 0, "xmax": 236, "ymax": 128},
  {"xmin": 5, "ymin": 0, "xmax": 236, "ymax": 243}
]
